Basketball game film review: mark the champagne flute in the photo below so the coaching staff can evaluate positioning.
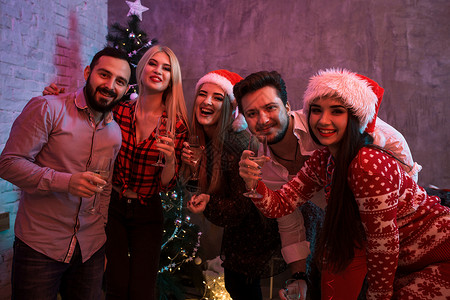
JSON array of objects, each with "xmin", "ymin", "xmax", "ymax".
[
  {"xmin": 283, "ymin": 279, "xmax": 302, "ymax": 300},
  {"xmin": 88, "ymin": 156, "xmax": 112, "ymax": 214},
  {"xmin": 243, "ymin": 135, "xmax": 268, "ymax": 198},
  {"xmin": 185, "ymin": 183, "xmax": 201, "ymax": 207},
  {"xmin": 152, "ymin": 116, "xmax": 169, "ymax": 167},
  {"xmin": 188, "ymin": 135, "xmax": 203, "ymax": 181}
]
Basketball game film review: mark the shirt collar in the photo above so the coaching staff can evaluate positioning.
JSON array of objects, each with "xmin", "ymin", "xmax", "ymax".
[
  {"xmin": 75, "ymin": 87, "xmax": 114, "ymax": 124},
  {"xmin": 290, "ymin": 110, "xmax": 322, "ymax": 156},
  {"xmin": 291, "ymin": 111, "xmax": 309, "ymax": 137}
]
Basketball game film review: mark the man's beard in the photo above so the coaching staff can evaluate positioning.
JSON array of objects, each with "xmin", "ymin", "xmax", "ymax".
[
  {"xmin": 85, "ymin": 79, "xmax": 120, "ymax": 113},
  {"xmin": 267, "ymin": 113, "xmax": 290, "ymax": 145}
]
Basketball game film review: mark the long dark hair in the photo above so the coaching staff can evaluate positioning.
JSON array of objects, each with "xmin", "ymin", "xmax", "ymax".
[
  {"xmin": 311, "ymin": 111, "xmax": 374, "ymax": 272},
  {"xmin": 191, "ymin": 88, "xmax": 234, "ymax": 194}
]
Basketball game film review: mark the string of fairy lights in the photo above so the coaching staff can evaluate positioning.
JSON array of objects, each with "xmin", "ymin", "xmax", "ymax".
[
  {"xmin": 157, "ymin": 188, "xmax": 203, "ymax": 275},
  {"xmin": 124, "ymin": 28, "xmax": 154, "ymax": 67},
  {"xmin": 159, "ymin": 231, "xmax": 202, "ymax": 274},
  {"xmin": 202, "ymin": 275, "xmax": 232, "ymax": 300},
  {"xmin": 120, "ymin": 29, "xmax": 154, "ymax": 99}
]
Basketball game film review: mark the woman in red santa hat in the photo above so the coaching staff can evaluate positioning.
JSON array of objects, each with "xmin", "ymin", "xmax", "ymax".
[
  {"xmin": 184, "ymin": 69, "xmax": 286, "ymax": 299},
  {"xmin": 239, "ymin": 68, "xmax": 450, "ymax": 299}
]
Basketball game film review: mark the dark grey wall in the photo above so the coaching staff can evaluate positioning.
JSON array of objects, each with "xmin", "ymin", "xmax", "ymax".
[{"xmin": 109, "ymin": 0, "xmax": 450, "ymax": 188}]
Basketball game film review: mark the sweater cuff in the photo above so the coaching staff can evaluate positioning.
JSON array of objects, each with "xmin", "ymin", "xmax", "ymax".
[{"xmin": 255, "ymin": 180, "xmax": 266, "ymax": 198}]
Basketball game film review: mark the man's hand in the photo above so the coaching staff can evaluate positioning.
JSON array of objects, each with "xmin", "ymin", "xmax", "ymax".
[
  {"xmin": 43, "ymin": 83, "xmax": 65, "ymax": 96},
  {"xmin": 187, "ymin": 193, "xmax": 210, "ymax": 214},
  {"xmin": 238, "ymin": 150, "xmax": 269, "ymax": 189},
  {"xmin": 69, "ymin": 172, "xmax": 105, "ymax": 197}
]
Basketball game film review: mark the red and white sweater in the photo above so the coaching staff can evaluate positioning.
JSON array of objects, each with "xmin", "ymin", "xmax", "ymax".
[{"xmin": 254, "ymin": 147, "xmax": 450, "ymax": 299}]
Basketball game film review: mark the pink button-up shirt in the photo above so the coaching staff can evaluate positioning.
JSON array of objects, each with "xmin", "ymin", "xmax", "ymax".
[{"xmin": 0, "ymin": 88, "xmax": 121, "ymax": 263}]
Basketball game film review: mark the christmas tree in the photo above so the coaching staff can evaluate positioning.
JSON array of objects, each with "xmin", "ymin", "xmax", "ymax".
[
  {"xmin": 106, "ymin": 14, "xmax": 156, "ymax": 100},
  {"xmin": 158, "ymin": 183, "xmax": 204, "ymax": 299}
]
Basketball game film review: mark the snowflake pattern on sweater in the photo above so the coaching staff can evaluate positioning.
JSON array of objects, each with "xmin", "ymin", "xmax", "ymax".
[{"xmin": 253, "ymin": 147, "xmax": 450, "ymax": 299}]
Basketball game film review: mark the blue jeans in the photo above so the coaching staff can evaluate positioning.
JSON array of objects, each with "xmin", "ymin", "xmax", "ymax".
[{"xmin": 12, "ymin": 237, "xmax": 105, "ymax": 300}]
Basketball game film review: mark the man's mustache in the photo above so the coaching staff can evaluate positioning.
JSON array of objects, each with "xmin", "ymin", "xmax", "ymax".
[{"xmin": 97, "ymin": 86, "xmax": 117, "ymax": 98}]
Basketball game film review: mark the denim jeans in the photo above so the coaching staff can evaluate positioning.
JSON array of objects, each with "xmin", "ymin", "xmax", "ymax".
[{"xmin": 12, "ymin": 237, "xmax": 105, "ymax": 300}]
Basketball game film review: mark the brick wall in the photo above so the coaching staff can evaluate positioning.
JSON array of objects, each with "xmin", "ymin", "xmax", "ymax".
[{"xmin": 0, "ymin": 1, "xmax": 108, "ymax": 298}]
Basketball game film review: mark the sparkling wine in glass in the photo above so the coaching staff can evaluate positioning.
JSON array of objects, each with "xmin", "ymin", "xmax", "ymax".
[
  {"xmin": 88, "ymin": 156, "xmax": 112, "ymax": 214},
  {"xmin": 152, "ymin": 116, "xmax": 169, "ymax": 167},
  {"xmin": 92, "ymin": 170, "xmax": 110, "ymax": 188},
  {"xmin": 283, "ymin": 279, "xmax": 302, "ymax": 300},
  {"xmin": 188, "ymin": 135, "xmax": 203, "ymax": 181},
  {"xmin": 243, "ymin": 135, "xmax": 268, "ymax": 198}
]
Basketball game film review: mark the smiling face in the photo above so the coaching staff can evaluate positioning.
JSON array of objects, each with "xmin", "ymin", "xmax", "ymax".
[
  {"xmin": 309, "ymin": 97, "xmax": 349, "ymax": 155},
  {"xmin": 84, "ymin": 55, "xmax": 130, "ymax": 113},
  {"xmin": 241, "ymin": 86, "xmax": 290, "ymax": 145},
  {"xmin": 141, "ymin": 51, "xmax": 171, "ymax": 94},
  {"xmin": 194, "ymin": 83, "xmax": 226, "ymax": 130}
]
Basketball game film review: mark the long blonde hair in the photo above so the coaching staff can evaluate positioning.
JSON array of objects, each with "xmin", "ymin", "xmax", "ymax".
[
  {"xmin": 191, "ymin": 85, "xmax": 234, "ymax": 194},
  {"xmin": 136, "ymin": 45, "xmax": 189, "ymax": 132}
]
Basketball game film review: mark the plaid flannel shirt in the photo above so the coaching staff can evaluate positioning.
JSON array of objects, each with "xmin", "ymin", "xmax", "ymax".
[{"xmin": 112, "ymin": 101, "xmax": 188, "ymax": 204}]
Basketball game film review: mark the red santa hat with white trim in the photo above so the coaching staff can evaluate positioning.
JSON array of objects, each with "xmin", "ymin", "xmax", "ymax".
[
  {"xmin": 195, "ymin": 69, "xmax": 243, "ymax": 104},
  {"xmin": 195, "ymin": 69, "xmax": 247, "ymax": 131},
  {"xmin": 302, "ymin": 68, "xmax": 384, "ymax": 133}
]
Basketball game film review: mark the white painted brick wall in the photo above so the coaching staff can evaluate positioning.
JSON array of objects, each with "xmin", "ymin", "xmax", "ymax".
[{"xmin": 0, "ymin": 1, "xmax": 108, "ymax": 298}]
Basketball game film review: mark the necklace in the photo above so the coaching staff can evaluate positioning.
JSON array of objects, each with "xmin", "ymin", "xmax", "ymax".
[{"xmin": 271, "ymin": 142, "xmax": 299, "ymax": 162}]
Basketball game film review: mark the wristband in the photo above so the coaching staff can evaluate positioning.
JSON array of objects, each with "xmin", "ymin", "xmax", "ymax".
[{"xmin": 292, "ymin": 271, "xmax": 307, "ymax": 281}]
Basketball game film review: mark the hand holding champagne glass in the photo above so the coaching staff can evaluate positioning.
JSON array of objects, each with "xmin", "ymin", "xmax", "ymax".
[
  {"xmin": 281, "ymin": 279, "xmax": 303, "ymax": 300},
  {"xmin": 243, "ymin": 135, "xmax": 269, "ymax": 198},
  {"xmin": 152, "ymin": 116, "xmax": 170, "ymax": 167},
  {"xmin": 88, "ymin": 156, "xmax": 112, "ymax": 214},
  {"xmin": 188, "ymin": 135, "xmax": 203, "ymax": 180}
]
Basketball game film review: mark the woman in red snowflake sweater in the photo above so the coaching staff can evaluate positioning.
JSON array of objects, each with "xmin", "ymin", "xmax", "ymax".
[{"xmin": 239, "ymin": 68, "xmax": 450, "ymax": 300}]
